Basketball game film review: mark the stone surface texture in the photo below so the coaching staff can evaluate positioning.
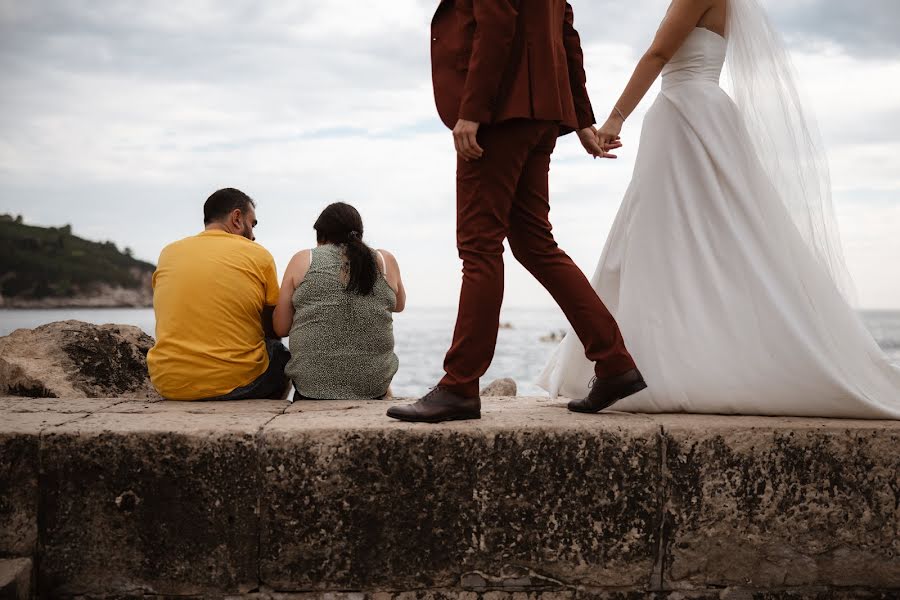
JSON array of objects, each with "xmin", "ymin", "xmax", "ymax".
[
  {"xmin": 0, "ymin": 320, "xmax": 160, "ymax": 399},
  {"xmin": 22, "ymin": 589, "xmax": 900, "ymax": 600},
  {"xmin": 0, "ymin": 410, "xmax": 89, "ymax": 557},
  {"xmin": 481, "ymin": 378, "xmax": 518, "ymax": 397},
  {"xmin": 0, "ymin": 558, "xmax": 32, "ymax": 600},
  {"xmin": 659, "ymin": 416, "xmax": 900, "ymax": 590},
  {"xmin": 0, "ymin": 396, "xmax": 898, "ymax": 599}
]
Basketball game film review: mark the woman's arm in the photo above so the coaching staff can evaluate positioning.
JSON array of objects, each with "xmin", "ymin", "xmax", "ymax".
[
  {"xmin": 597, "ymin": 0, "xmax": 713, "ymax": 147},
  {"xmin": 379, "ymin": 249, "xmax": 407, "ymax": 313},
  {"xmin": 272, "ymin": 250, "xmax": 312, "ymax": 337}
]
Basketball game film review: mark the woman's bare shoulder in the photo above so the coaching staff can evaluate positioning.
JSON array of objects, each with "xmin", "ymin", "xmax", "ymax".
[
  {"xmin": 377, "ymin": 249, "xmax": 400, "ymax": 270},
  {"xmin": 377, "ymin": 249, "xmax": 398, "ymax": 263},
  {"xmin": 286, "ymin": 249, "xmax": 313, "ymax": 274},
  {"xmin": 291, "ymin": 248, "xmax": 313, "ymax": 263}
]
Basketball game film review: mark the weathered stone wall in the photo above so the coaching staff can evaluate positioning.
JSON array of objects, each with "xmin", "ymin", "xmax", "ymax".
[{"xmin": 1, "ymin": 397, "xmax": 899, "ymax": 599}]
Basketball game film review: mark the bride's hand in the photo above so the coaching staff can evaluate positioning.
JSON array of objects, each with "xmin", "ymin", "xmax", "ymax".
[
  {"xmin": 578, "ymin": 126, "xmax": 620, "ymax": 159},
  {"xmin": 596, "ymin": 116, "xmax": 625, "ymax": 158}
]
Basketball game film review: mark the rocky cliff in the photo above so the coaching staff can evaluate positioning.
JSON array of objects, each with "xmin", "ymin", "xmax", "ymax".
[{"xmin": 0, "ymin": 214, "xmax": 154, "ymax": 308}]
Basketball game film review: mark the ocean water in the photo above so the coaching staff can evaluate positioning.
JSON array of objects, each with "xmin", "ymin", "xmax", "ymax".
[{"xmin": 1, "ymin": 307, "xmax": 898, "ymax": 397}]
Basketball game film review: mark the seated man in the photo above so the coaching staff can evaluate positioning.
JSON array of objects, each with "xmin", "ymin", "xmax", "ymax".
[{"xmin": 148, "ymin": 188, "xmax": 289, "ymax": 401}]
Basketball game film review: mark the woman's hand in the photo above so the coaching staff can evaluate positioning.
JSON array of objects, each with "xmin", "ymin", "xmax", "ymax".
[
  {"xmin": 578, "ymin": 126, "xmax": 621, "ymax": 159},
  {"xmin": 596, "ymin": 115, "xmax": 625, "ymax": 157}
]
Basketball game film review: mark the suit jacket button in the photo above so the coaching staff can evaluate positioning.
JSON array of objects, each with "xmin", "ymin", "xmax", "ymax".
[{"xmin": 432, "ymin": 37, "xmax": 438, "ymax": 42}]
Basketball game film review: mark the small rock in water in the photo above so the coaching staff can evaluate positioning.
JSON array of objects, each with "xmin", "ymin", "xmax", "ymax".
[
  {"xmin": 481, "ymin": 377, "xmax": 517, "ymax": 397},
  {"xmin": 540, "ymin": 329, "xmax": 567, "ymax": 343}
]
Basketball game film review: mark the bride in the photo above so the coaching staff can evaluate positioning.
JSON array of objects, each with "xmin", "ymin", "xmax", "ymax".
[{"xmin": 538, "ymin": 0, "xmax": 900, "ymax": 418}]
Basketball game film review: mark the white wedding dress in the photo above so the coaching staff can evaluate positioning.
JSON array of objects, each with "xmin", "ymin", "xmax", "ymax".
[{"xmin": 538, "ymin": 27, "xmax": 900, "ymax": 419}]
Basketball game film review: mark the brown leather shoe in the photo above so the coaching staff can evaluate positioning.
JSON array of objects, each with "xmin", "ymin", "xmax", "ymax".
[
  {"xmin": 568, "ymin": 368, "xmax": 647, "ymax": 414},
  {"xmin": 386, "ymin": 387, "xmax": 481, "ymax": 423}
]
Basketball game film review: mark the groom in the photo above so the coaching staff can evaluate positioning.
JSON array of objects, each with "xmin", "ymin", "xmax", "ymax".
[{"xmin": 388, "ymin": 0, "xmax": 646, "ymax": 423}]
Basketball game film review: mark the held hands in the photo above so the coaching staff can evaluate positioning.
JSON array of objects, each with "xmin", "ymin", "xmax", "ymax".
[
  {"xmin": 577, "ymin": 126, "xmax": 622, "ymax": 160},
  {"xmin": 454, "ymin": 119, "xmax": 622, "ymax": 162},
  {"xmin": 453, "ymin": 119, "xmax": 484, "ymax": 161},
  {"xmin": 595, "ymin": 114, "xmax": 626, "ymax": 158}
]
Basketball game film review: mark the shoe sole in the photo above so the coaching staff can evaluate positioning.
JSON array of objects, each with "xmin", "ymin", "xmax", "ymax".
[
  {"xmin": 386, "ymin": 411, "xmax": 482, "ymax": 424},
  {"xmin": 569, "ymin": 379, "xmax": 648, "ymax": 414}
]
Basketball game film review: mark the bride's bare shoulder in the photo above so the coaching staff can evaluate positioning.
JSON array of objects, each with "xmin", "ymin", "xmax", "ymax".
[{"xmin": 651, "ymin": 0, "xmax": 719, "ymax": 60}]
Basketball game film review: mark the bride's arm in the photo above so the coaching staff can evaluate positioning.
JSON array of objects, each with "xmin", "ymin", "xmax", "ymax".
[{"xmin": 597, "ymin": 0, "xmax": 713, "ymax": 146}]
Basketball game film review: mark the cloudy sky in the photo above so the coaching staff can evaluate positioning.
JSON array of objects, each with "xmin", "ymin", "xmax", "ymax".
[{"xmin": 1, "ymin": 0, "xmax": 899, "ymax": 309}]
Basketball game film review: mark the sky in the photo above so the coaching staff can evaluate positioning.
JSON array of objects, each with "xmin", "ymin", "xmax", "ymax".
[{"xmin": 1, "ymin": 0, "xmax": 899, "ymax": 309}]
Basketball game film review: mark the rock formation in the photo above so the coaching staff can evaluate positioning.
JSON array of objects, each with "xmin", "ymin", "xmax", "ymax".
[
  {"xmin": 0, "ymin": 277, "xmax": 153, "ymax": 308},
  {"xmin": 0, "ymin": 558, "xmax": 31, "ymax": 599},
  {"xmin": 481, "ymin": 377, "xmax": 517, "ymax": 397},
  {"xmin": 0, "ymin": 214, "xmax": 155, "ymax": 308},
  {"xmin": 0, "ymin": 320, "xmax": 160, "ymax": 399}
]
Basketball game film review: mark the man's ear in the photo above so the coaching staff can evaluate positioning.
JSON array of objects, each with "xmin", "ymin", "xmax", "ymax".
[{"xmin": 230, "ymin": 208, "xmax": 243, "ymax": 230}]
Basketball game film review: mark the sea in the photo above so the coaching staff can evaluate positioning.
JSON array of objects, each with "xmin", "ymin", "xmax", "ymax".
[{"xmin": 1, "ymin": 307, "xmax": 899, "ymax": 397}]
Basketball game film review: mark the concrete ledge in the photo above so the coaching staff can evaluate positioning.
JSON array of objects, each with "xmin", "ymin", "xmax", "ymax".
[{"xmin": 1, "ymin": 397, "xmax": 899, "ymax": 598}]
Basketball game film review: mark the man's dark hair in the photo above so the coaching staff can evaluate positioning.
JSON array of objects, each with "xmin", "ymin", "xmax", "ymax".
[{"xmin": 203, "ymin": 188, "xmax": 256, "ymax": 225}]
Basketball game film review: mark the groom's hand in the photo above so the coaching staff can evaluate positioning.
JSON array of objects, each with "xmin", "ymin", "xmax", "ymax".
[
  {"xmin": 577, "ymin": 126, "xmax": 619, "ymax": 159},
  {"xmin": 453, "ymin": 119, "xmax": 484, "ymax": 161}
]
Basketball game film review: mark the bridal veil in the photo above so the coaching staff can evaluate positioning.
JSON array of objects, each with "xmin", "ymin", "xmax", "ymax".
[{"xmin": 726, "ymin": 0, "xmax": 857, "ymax": 302}]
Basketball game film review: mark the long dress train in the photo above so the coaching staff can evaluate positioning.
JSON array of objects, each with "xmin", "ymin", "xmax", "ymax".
[{"xmin": 537, "ymin": 28, "xmax": 900, "ymax": 419}]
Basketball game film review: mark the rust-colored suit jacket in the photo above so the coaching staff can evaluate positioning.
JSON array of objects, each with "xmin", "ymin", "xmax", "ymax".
[{"xmin": 430, "ymin": 0, "xmax": 595, "ymax": 135}]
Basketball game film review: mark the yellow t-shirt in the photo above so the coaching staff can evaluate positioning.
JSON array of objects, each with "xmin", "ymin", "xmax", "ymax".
[{"xmin": 148, "ymin": 230, "xmax": 280, "ymax": 400}]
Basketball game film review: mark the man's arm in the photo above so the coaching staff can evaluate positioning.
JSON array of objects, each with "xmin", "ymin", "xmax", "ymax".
[
  {"xmin": 564, "ymin": 2, "xmax": 616, "ymax": 158},
  {"xmin": 458, "ymin": 0, "xmax": 519, "ymax": 124},
  {"xmin": 262, "ymin": 306, "xmax": 278, "ymax": 340},
  {"xmin": 595, "ymin": 0, "xmax": 711, "ymax": 150},
  {"xmin": 261, "ymin": 253, "xmax": 282, "ymax": 340},
  {"xmin": 453, "ymin": 0, "xmax": 519, "ymax": 161},
  {"xmin": 563, "ymin": 2, "xmax": 596, "ymax": 131}
]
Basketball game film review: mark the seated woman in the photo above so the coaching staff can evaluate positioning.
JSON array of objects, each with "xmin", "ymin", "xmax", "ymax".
[{"xmin": 274, "ymin": 202, "xmax": 406, "ymax": 400}]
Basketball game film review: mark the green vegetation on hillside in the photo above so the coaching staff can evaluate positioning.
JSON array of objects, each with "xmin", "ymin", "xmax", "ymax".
[{"xmin": 0, "ymin": 214, "xmax": 155, "ymax": 299}]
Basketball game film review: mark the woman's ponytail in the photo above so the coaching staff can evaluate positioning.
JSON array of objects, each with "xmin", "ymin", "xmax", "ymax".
[{"xmin": 313, "ymin": 203, "xmax": 378, "ymax": 296}]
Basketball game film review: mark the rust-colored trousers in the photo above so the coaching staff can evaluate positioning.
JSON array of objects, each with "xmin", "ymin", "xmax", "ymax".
[{"xmin": 439, "ymin": 119, "xmax": 636, "ymax": 398}]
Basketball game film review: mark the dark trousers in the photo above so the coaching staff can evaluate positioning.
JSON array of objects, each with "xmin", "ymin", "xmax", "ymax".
[
  {"xmin": 439, "ymin": 119, "xmax": 636, "ymax": 398},
  {"xmin": 205, "ymin": 339, "xmax": 290, "ymax": 401}
]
